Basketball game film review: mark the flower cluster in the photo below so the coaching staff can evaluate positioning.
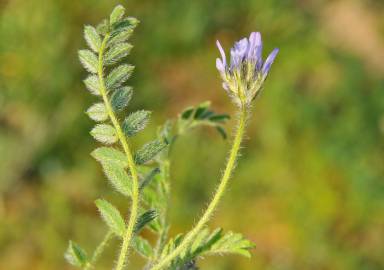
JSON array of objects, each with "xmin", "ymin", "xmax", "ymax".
[{"xmin": 216, "ymin": 32, "xmax": 279, "ymax": 107}]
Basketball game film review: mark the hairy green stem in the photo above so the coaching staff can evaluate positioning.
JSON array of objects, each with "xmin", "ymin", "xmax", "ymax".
[
  {"xmin": 84, "ymin": 230, "xmax": 113, "ymax": 270},
  {"xmin": 150, "ymin": 106, "xmax": 248, "ymax": 270},
  {"xmin": 97, "ymin": 34, "xmax": 140, "ymax": 270},
  {"xmin": 153, "ymin": 159, "xmax": 171, "ymax": 260}
]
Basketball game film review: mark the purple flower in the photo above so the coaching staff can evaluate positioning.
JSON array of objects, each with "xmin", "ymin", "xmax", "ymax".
[{"xmin": 216, "ymin": 32, "xmax": 279, "ymax": 106}]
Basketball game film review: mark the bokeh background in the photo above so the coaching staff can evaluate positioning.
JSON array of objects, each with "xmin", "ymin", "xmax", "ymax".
[{"xmin": 1, "ymin": 0, "xmax": 384, "ymax": 269}]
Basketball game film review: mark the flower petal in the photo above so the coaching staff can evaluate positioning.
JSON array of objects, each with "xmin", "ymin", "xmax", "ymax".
[
  {"xmin": 262, "ymin": 48, "xmax": 279, "ymax": 79},
  {"xmin": 216, "ymin": 40, "xmax": 227, "ymax": 66},
  {"xmin": 248, "ymin": 32, "xmax": 261, "ymax": 61},
  {"xmin": 216, "ymin": 58, "xmax": 225, "ymax": 73}
]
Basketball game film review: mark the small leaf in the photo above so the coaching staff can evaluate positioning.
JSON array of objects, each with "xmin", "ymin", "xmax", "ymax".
[
  {"xmin": 192, "ymin": 228, "xmax": 222, "ymax": 256},
  {"xmin": 194, "ymin": 101, "xmax": 211, "ymax": 119},
  {"xmin": 84, "ymin": 75, "xmax": 101, "ymax": 96},
  {"xmin": 112, "ymin": 17, "xmax": 139, "ymax": 32},
  {"xmin": 123, "ymin": 110, "xmax": 151, "ymax": 137},
  {"xmin": 95, "ymin": 199, "xmax": 126, "ymax": 237},
  {"xmin": 96, "ymin": 19, "xmax": 109, "ymax": 36},
  {"xmin": 90, "ymin": 124, "xmax": 117, "ymax": 144},
  {"xmin": 79, "ymin": 49, "xmax": 98, "ymax": 73},
  {"xmin": 132, "ymin": 236, "xmax": 153, "ymax": 258},
  {"xmin": 139, "ymin": 167, "xmax": 160, "ymax": 190},
  {"xmin": 208, "ymin": 231, "xmax": 255, "ymax": 258},
  {"xmin": 158, "ymin": 120, "xmax": 174, "ymax": 145},
  {"xmin": 106, "ymin": 64, "xmax": 134, "ymax": 89},
  {"xmin": 64, "ymin": 241, "xmax": 88, "ymax": 267},
  {"xmin": 190, "ymin": 229, "xmax": 210, "ymax": 254},
  {"xmin": 134, "ymin": 140, "xmax": 167, "ymax": 165},
  {"xmin": 104, "ymin": 43, "xmax": 133, "ymax": 65},
  {"xmin": 84, "ymin": 25, "xmax": 101, "ymax": 52},
  {"xmin": 134, "ymin": 210, "xmax": 157, "ymax": 234},
  {"xmin": 181, "ymin": 107, "xmax": 194, "ymax": 119},
  {"xmin": 107, "ymin": 28, "xmax": 134, "ymax": 47},
  {"xmin": 91, "ymin": 147, "xmax": 127, "ymax": 168},
  {"xmin": 215, "ymin": 126, "xmax": 227, "ymax": 139},
  {"xmin": 101, "ymin": 161, "xmax": 132, "ymax": 196},
  {"xmin": 209, "ymin": 114, "xmax": 230, "ymax": 122},
  {"xmin": 110, "ymin": 5, "xmax": 125, "ymax": 25},
  {"xmin": 111, "ymin": 86, "xmax": 133, "ymax": 112},
  {"xmin": 86, "ymin": 103, "xmax": 108, "ymax": 122}
]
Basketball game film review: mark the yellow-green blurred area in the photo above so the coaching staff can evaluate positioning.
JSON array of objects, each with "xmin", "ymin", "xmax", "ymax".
[{"xmin": 1, "ymin": 0, "xmax": 384, "ymax": 269}]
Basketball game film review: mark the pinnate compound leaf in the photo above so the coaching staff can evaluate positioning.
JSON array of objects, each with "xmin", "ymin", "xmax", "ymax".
[
  {"xmin": 111, "ymin": 86, "xmax": 133, "ymax": 112},
  {"xmin": 95, "ymin": 199, "xmax": 125, "ymax": 237},
  {"xmin": 79, "ymin": 50, "xmax": 98, "ymax": 73},
  {"xmin": 84, "ymin": 75, "xmax": 101, "ymax": 96},
  {"xmin": 178, "ymin": 101, "xmax": 229, "ymax": 139},
  {"xmin": 106, "ymin": 64, "xmax": 134, "ymax": 89},
  {"xmin": 104, "ymin": 43, "xmax": 133, "ymax": 66},
  {"xmin": 101, "ymin": 161, "xmax": 132, "ymax": 197},
  {"xmin": 134, "ymin": 139, "xmax": 167, "ymax": 165},
  {"xmin": 91, "ymin": 147, "xmax": 127, "ymax": 168},
  {"xmin": 110, "ymin": 5, "xmax": 125, "ymax": 25},
  {"xmin": 86, "ymin": 103, "xmax": 108, "ymax": 122},
  {"xmin": 132, "ymin": 236, "xmax": 153, "ymax": 258},
  {"xmin": 64, "ymin": 241, "xmax": 88, "ymax": 267},
  {"xmin": 84, "ymin": 25, "xmax": 101, "ymax": 52},
  {"xmin": 208, "ymin": 231, "xmax": 255, "ymax": 258},
  {"xmin": 123, "ymin": 110, "xmax": 151, "ymax": 137},
  {"xmin": 134, "ymin": 209, "xmax": 157, "ymax": 234},
  {"xmin": 90, "ymin": 124, "xmax": 117, "ymax": 144}
]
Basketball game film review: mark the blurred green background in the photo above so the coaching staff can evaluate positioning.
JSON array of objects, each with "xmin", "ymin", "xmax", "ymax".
[{"xmin": 1, "ymin": 0, "xmax": 384, "ymax": 269}]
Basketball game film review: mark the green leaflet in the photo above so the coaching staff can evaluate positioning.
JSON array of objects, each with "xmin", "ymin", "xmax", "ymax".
[
  {"xmin": 110, "ymin": 5, "xmax": 125, "ymax": 25},
  {"xmin": 139, "ymin": 167, "xmax": 160, "ymax": 190},
  {"xmin": 134, "ymin": 139, "xmax": 167, "ymax": 165},
  {"xmin": 104, "ymin": 42, "xmax": 133, "ymax": 66},
  {"xmin": 96, "ymin": 19, "xmax": 109, "ymax": 36},
  {"xmin": 106, "ymin": 64, "xmax": 134, "ymax": 90},
  {"xmin": 90, "ymin": 124, "xmax": 118, "ymax": 144},
  {"xmin": 79, "ymin": 49, "xmax": 98, "ymax": 73},
  {"xmin": 122, "ymin": 110, "xmax": 151, "ymax": 137},
  {"xmin": 208, "ymin": 231, "xmax": 255, "ymax": 258},
  {"xmin": 134, "ymin": 209, "xmax": 157, "ymax": 234},
  {"xmin": 84, "ymin": 25, "xmax": 101, "ymax": 52},
  {"xmin": 64, "ymin": 241, "xmax": 88, "ymax": 267},
  {"xmin": 189, "ymin": 229, "xmax": 211, "ymax": 255},
  {"xmin": 86, "ymin": 103, "xmax": 108, "ymax": 122},
  {"xmin": 111, "ymin": 86, "xmax": 133, "ymax": 112},
  {"xmin": 101, "ymin": 160, "xmax": 132, "ymax": 197},
  {"xmin": 107, "ymin": 28, "xmax": 134, "ymax": 47},
  {"xmin": 95, "ymin": 199, "xmax": 126, "ymax": 237},
  {"xmin": 111, "ymin": 17, "xmax": 140, "ymax": 33},
  {"xmin": 191, "ymin": 228, "xmax": 222, "ymax": 256},
  {"xmin": 160, "ymin": 234, "xmax": 184, "ymax": 259},
  {"xmin": 132, "ymin": 236, "xmax": 153, "ymax": 258},
  {"xmin": 84, "ymin": 75, "xmax": 101, "ymax": 96},
  {"xmin": 91, "ymin": 147, "xmax": 127, "ymax": 168}
]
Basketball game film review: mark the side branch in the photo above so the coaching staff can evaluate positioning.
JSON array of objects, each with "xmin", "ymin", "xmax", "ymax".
[
  {"xmin": 150, "ymin": 106, "xmax": 248, "ymax": 270},
  {"xmin": 97, "ymin": 34, "xmax": 140, "ymax": 270}
]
